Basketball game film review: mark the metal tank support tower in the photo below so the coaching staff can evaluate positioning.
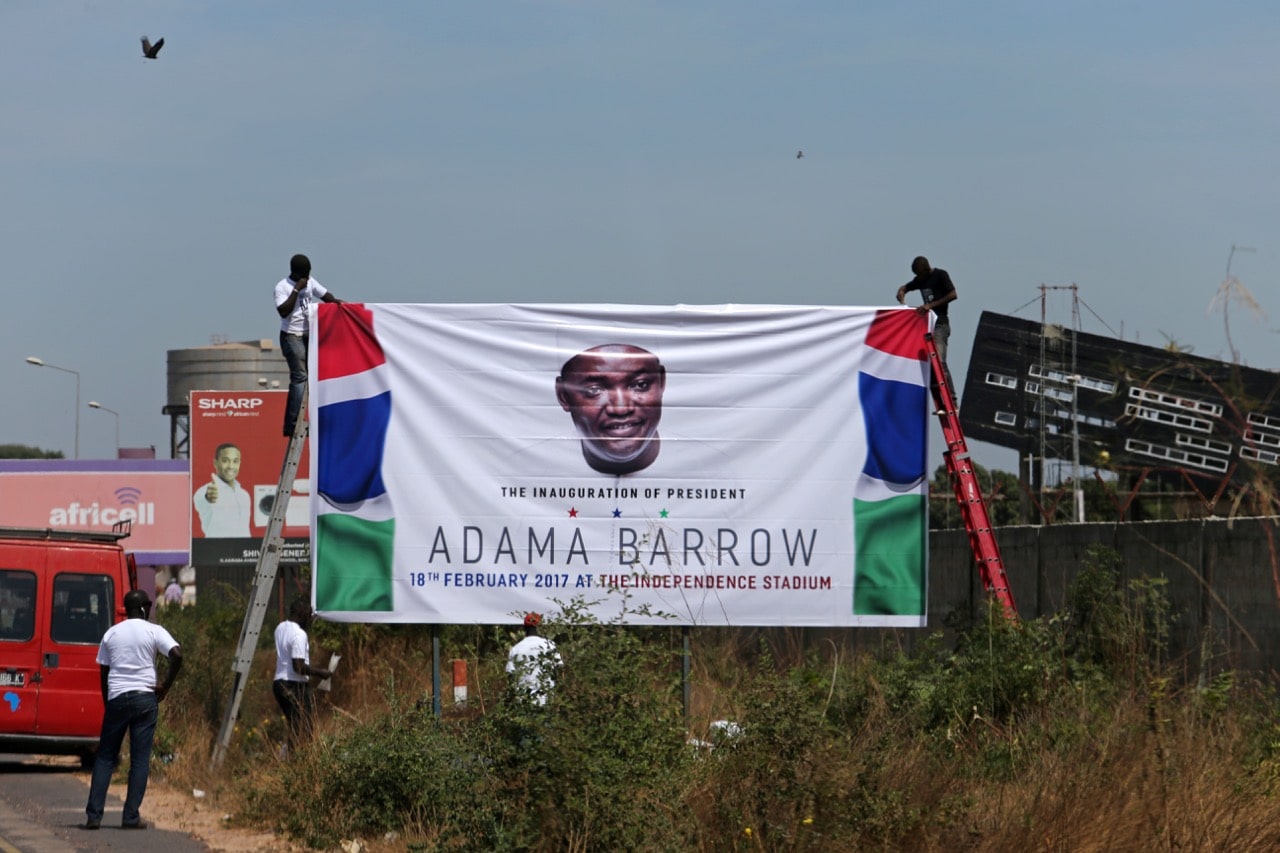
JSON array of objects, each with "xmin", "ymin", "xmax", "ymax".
[{"xmin": 164, "ymin": 339, "xmax": 290, "ymax": 459}]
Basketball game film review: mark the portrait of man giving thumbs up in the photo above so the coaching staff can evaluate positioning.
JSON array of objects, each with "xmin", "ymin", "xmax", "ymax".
[{"xmin": 192, "ymin": 442, "xmax": 252, "ymax": 537}]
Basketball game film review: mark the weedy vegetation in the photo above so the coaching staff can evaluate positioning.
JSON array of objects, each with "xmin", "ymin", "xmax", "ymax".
[{"xmin": 149, "ymin": 546, "xmax": 1280, "ymax": 851}]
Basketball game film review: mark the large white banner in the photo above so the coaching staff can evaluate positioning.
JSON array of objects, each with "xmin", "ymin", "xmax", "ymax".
[{"xmin": 310, "ymin": 304, "xmax": 933, "ymax": 627}]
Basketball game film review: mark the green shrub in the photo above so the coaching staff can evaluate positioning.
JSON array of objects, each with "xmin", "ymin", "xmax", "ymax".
[
  {"xmin": 247, "ymin": 597, "xmax": 696, "ymax": 851},
  {"xmin": 204, "ymin": 553, "xmax": 1279, "ymax": 852},
  {"xmin": 1065, "ymin": 544, "xmax": 1173, "ymax": 684},
  {"xmin": 690, "ymin": 646, "xmax": 833, "ymax": 846},
  {"xmin": 473, "ymin": 598, "xmax": 696, "ymax": 851},
  {"xmin": 157, "ymin": 586, "xmax": 248, "ymax": 729}
]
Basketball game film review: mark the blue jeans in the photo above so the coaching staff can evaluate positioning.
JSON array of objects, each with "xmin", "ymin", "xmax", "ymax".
[
  {"xmin": 85, "ymin": 691, "xmax": 158, "ymax": 826},
  {"xmin": 280, "ymin": 331, "xmax": 309, "ymax": 436}
]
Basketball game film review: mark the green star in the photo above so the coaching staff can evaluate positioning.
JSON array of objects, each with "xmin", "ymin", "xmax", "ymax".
[{"xmin": 659, "ymin": 508, "xmax": 669, "ymax": 518}]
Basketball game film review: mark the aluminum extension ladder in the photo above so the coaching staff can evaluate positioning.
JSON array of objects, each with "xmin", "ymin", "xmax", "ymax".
[{"xmin": 211, "ymin": 396, "xmax": 309, "ymax": 767}]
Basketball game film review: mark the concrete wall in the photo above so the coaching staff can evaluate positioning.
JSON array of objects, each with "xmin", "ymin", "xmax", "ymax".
[
  {"xmin": 926, "ymin": 516, "xmax": 1280, "ymax": 676},
  {"xmin": 191, "ymin": 518, "xmax": 1280, "ymax": 678}
]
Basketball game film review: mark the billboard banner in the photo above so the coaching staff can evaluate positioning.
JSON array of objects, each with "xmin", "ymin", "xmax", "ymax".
[
  {"xmin": 310, "ymin": 303, "xmax": 933, "ymax": 627},
  {"xmin": 189, "ymin": 390, "xmax": 310, "ymax": 568},
  {"xmin": 0, "ymin": 461, "xmax": 189, "ymax": 564}
]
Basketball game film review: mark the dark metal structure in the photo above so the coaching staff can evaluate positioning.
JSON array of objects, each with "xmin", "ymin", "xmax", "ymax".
[{"xmin": 960, "ymin": 311, "xmax": 1280, "ymax": 500}]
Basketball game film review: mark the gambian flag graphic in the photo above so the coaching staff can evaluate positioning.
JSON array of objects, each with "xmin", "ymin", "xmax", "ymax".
[
  {"xmin": 314, "ymin": 303, "xmax": 395, "ymax": 612},
  {"xmin": 853, "ymin": 309, "xmax": 930, "ymax": 616}
]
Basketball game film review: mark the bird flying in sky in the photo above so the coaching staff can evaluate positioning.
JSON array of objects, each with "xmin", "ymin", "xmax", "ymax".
[
  {"xmin": 796, "ymin": 150, "xmax": 804, "ymax": 159},
  {"xmin": 141, "ymin": 36, "xmax": 165, "ymax": 59}
]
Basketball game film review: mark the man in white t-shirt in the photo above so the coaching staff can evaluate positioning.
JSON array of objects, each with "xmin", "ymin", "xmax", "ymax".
[
  {"xmin": 274, "ymin": 253, "xmax": 342, "ymax": 437},
  {"xmin": 273, "ymin": 597, "xmax": 332, "ymax": 755},
  {"xmin": 506, "ymin": 612, "xmax": 562, "ymax": 707},
  {"xmin": 192, "ymin": 442, "xmax": 251, "ymax": 537},
  {"xmin": 84, "ymin": 590, "xmax": 182, "ymax": 831}
]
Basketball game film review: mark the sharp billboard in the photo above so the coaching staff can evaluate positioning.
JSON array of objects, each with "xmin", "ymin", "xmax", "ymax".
[{"xmin": 189, "ymin": 390, "xmax": 310, "ymax": 568}]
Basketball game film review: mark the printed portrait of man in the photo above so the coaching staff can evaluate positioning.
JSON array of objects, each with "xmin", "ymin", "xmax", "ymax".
[
  {"xmin": 192, "ymin": 442, "xmax": 252, "ymax": 537},
  {"xmin": 555, "ymin": 344, "xmax": 666, "ymax": 475}
]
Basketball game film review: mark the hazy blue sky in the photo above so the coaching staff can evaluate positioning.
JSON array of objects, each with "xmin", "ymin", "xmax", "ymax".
[{"xmin": 3, "ymin": 1, "xmax": 1276, "ymax": 469}]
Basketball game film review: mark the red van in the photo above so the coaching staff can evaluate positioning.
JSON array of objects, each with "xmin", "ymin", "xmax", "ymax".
[{"xmin": 0, "ymin": 523, "xmax": 137, "ymax": 765}]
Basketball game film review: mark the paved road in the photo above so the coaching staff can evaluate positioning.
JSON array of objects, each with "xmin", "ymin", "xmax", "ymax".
[{"xmin": 0, "ymin": 755, "xmax": 209, "ymax": 853}]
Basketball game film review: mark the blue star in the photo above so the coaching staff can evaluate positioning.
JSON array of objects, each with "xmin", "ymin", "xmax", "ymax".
[{"xmin": 612, "ymin": 507, "xmax": 622, "ymax": 518}]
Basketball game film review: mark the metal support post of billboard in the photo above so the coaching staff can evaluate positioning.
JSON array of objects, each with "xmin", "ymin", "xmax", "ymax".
[
  {"xmin": 211, "ymin": 401, "xmax": 309, "ymax": 768},
  {"xmin": 432, "ymin": 625, "xmax": 442, "ymax": 719},
  {"xmin": 681, "ymin": 626, "xmax": 691, "ymax": 721}
]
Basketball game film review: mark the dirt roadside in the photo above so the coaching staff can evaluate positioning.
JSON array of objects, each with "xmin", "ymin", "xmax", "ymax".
[
  {"xmin": 37, "ymin": 755, "xmax": 301, "ymax": 853},
  {"xmin": 132, "ymin": 779, "xmax": 301, "ymax": 852}
]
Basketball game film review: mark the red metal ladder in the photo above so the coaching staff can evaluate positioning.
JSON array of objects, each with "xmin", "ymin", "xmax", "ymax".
[{"xmin": 924, "ymin": 333, "xmax": 1018, "ymax": 618}]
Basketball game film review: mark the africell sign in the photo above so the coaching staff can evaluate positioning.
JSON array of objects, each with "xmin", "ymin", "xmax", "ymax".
[{"xmin": 0, "ymin": 460, "xmax": 190, "ymax": 565}]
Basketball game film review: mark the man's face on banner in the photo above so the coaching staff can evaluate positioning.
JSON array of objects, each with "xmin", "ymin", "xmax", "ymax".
[
  {"xmin": 213, "ymin": 446, "xmax": 242, "ymax": 485},
  {"xmin": 556, "ymin": 345, "xmax": 666, "ymax": 475}
]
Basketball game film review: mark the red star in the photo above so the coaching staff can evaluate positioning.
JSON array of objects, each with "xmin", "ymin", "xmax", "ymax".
[{"xmin": 568, "ymin": 507, "xmax": 578, "ymax": 517}]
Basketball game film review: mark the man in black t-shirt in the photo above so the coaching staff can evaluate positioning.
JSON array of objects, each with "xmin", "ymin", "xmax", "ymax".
[{"xmin": 896, "ymin": 255, "xmax": 958, "ymax": 363}]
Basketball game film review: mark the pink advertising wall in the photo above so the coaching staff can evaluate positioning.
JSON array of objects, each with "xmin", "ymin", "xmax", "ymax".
[{"xmin": 0, "ymin": 460, "xmax": 189, "ymax": 565}]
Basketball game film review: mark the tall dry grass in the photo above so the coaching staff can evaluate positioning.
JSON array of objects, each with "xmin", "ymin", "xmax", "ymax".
[{"xmin": 146, "ymin": 550, "xmax": 1280, "ymax": 851}]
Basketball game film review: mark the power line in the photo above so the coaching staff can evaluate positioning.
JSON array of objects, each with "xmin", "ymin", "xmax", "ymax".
[{"xmin": 1077, "ymin": 297, "xmax": 1121, "ymax": 339}]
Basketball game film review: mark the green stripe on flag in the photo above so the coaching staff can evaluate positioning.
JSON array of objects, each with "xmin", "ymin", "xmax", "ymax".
[
  {"xmin": 316, "ymin": 514, "xmax": 396, "ymax": 612},
  {"xmin": 853, "ymin": 495, "xmax": 926, "ymax": 615}
]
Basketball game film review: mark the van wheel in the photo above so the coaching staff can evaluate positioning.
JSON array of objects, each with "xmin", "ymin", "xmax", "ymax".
[{"xmin": 78, "ymin": 749, "xmax": 97, "ymax": 770}]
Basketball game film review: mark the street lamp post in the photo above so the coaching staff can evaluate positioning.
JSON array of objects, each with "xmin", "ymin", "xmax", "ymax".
[
  {"xmin": 88, "ymin": 402, "xmax": 120, "ymax": 455},
  {"xmin": 25, "ymin": 356, "xmax": 80, "ymax": 459}
]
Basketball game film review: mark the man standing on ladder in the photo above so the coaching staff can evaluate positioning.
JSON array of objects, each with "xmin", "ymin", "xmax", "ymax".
[
  {"xmin": 896, "ymin": 255, "xmax": 958, "ymax": 361},
  {"xmin": 275, "ymin": 253, "xmax": 343, "ymax": 437}
]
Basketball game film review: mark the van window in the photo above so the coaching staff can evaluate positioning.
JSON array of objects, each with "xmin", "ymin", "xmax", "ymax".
[
  {"xmin": 51, "ymin": 573, "xmax": 115, "ymax": 645},
  {"xmin": 0, "ymin": 570, "xmax": 36, "ymax": 642}
]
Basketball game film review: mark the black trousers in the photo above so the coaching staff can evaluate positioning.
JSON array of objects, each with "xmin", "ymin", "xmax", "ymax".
[{"xmin": 272, "ymin": 679, "xmax": 314, "ymax": 750}]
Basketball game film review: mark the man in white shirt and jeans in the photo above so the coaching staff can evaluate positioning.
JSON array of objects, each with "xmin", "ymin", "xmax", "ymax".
[
  {"xmin": 273, "ymin": 597, "xmax": 331, "ymax": 756},
  {"xmin": 274, "ymin": 253, "xmax": 342, "ymax": 437},
  {"xmin": 84, "ymin": 590, "xmax": 182, "ymax": 830}
]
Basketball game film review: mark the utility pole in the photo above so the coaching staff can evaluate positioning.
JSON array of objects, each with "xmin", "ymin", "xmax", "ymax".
[{"xmin": 1037, "ymin": 284, "xmax": 1084, "ymax": 522}]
